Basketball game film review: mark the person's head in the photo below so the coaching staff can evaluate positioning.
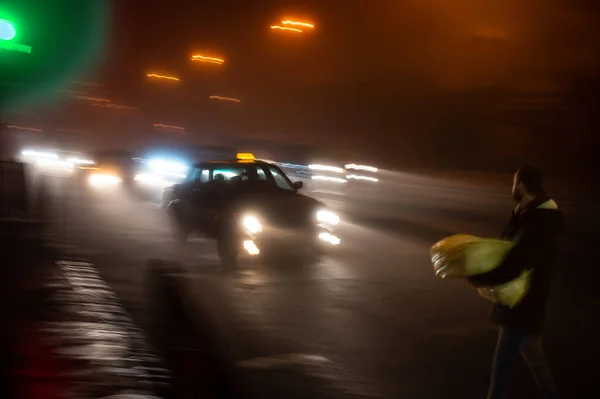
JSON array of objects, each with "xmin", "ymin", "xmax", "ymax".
[
  {"xmin": 244, "ymin": 168, "xmax": 258, "ymax": 181},
  {"xmin": 513, "ymin": 165, "xmax": 544, "ymax": 202},
  {"xmin": 214, "ymin": 173, "xmax": 225, "ymax": 181}
]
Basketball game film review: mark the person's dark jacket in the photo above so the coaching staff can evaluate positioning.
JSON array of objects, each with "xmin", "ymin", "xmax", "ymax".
[{"xmin": 468, "ymin": 195, "xmax": 564, "ymax": 335}]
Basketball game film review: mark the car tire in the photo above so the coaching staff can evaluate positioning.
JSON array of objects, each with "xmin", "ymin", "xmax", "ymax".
[{"xmin": 216, "ymin": 215, "xmax": 240, "ymax": 269}]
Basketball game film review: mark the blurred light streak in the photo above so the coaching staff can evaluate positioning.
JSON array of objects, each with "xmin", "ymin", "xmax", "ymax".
[
  {"xmin": 209, "ymin": 95, "xmax": 241, "ymax": 103},
  {"xmin": 346, "ymin": 174, "xmax": 379, "ymax": 182},
  {"xmin": 152, "ymin": 124, "xmax": 186, "ymax": 131},
  {"xmin": 191, "ymin": 55, "xmax": 224, "ymax": 64},
  {"xmin": 275, "ymin": 162, "xmax": 309, "ymax": 169},
  {"xmin": 90, "ymin": 103, "xmax": 139, "ymax": 111},
  {"xmin": 311, "ymin": 175, "xmax": 347, "ymax": 183},
  {"xmin": 8, "ymin": 125, "xmax": 42, "ymax": 132},
  {"xmin": 282, "ymin": 20, "xmax": 314, "ymax": 28},
  {"xmin": 21, "ymin": 150, "xmax": 58, "ymax": 159},
  {"xmin": 270, "ymin": 25, "xmax": 303, "ymax": 33},
  {"xmin": 72, "ymin": 95, "xmax": 110, "ymax": 103},
  {"xmin": 66, "ymin": 157, "xmax": 95, "ymax": 165},
  {"xmin": 308, "ymin": 164, "xmax": 345, "ymax": 173},
  {"xmin": 344, "ymin": 164, "xmax": 378, "ymax": 172},
  {"xmin": 146, "ymin": 73, "xmax": 181, "ymax": 82}
]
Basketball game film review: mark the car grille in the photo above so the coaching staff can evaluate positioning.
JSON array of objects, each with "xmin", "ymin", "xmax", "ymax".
[{"xmin": 270, "ymin": 211, "xmax": 311, "ymax": 228}]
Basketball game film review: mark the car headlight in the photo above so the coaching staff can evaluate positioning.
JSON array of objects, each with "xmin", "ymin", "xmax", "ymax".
[
  {"xmin": 88, "ymin": 174, "xmax": 122, "ymax": 187},
  {"xmin": 317, "ymin": 210, "xmax": 339, "ymax": 225},
  {"xmin": 241, "ymin": 215, "xmax": 262, "ymax": 234}
]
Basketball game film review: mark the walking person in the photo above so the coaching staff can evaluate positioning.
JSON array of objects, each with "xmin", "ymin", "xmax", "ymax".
[{"xmin": 468, "ymin": 165, "xmax": 564, "ymax": 399}]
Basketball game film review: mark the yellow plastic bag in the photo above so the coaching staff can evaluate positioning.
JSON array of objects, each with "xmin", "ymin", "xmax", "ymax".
[
  {"xmin": 477, "ymin": 269, "xmax": 532, "ymax": 308},
  {"xmin": 431, "ymin": 234, "xmax": 531, "ymax": 308},
  {"xmin": 430, "ymin": 234, "xmax": 515, "ymax": 279},
  {"xmin": 430, "ymin": 234, "xmax": 479, "ymax": 278}
]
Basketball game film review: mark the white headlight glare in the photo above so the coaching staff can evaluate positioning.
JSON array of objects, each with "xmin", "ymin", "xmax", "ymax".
[
  {"xmin": 134, "ymin": 173, "xmax": 171, "ymax": 187},
  {"xmin": 148, "ymin": 159, "xmax": 188, "ymax": 173},
  {"xmin": 67, "ymin": 157, "xmax": 95, "ymax": 165},
  {"xmin": 319, "ymin": 232, "xmax": 341, "ymax": 245},
  {"xmin": 88, "ymin": 174, "xmax": 122, "ymax": 187},
  {"xmin": 242, "ymin": 215, "xmax": 262, "ymax": 234},
  {"xmin": 243, "ymin": 240, "xmax": 260, "ymax": 255},
  {"xmin": 317, "ymin": 210, "xmax": 339, "ymax": 225}
]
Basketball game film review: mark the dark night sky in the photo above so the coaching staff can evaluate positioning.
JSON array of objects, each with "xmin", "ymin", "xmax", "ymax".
[{"xmin": 5, "ymin": 0, "xmax": 600, "ymax": 170}]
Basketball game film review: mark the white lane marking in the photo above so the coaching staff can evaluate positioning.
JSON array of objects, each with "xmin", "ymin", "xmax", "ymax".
[{"xmin": 236, "ymin": 353, "xmax": 332, "ymax": 369}]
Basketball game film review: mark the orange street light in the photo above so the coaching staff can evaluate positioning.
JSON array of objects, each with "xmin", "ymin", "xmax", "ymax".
[
  {"xmin": 146, "ymin": 73, "xmax": 181, "ymax": 82},
  {"xmin": 153, "ymin": 123, "xmax": 186, "ymax": 131},
  {"xmin": 209, "ymin": 95, "xmax": 241, "ymax": 103},
  {"xmin": 282, "ymin": 20, "xmax": 314, "ymax": 29},
  {"xmin": 191, "ymin": 54, "xmax": 224, "ymax": 64},
  {"xmin": 270, "ymin": 25, "xmax": 303, "ymax": 33}
]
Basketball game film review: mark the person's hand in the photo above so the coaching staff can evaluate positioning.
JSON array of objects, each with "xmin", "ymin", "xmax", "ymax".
[{"xmin": 465, "ymin": 276, "xmax": 483, "ymax": 287}]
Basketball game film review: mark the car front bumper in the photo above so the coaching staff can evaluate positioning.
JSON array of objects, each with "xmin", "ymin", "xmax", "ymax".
[{"xmin": 240, "ymin": 225, "xmax": 340, "ymax": 257}]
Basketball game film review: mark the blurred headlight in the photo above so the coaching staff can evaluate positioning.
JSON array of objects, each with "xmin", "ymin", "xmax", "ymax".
[
  {"xmin": 134, "ymin": 173, "xmax": 173, "ymax": 188},
  {"xmin": 319, "ymin": 232, "xmax": 341, "ymax": 246},
  {"xmin": 241, "ymin": 215, "xmax": 262, "ymax": 234},
  {"xmin": 243, "ymin": 240, "xmax": 260, "ymax": 255},
  {"xmin": 317, "ymin": 210, "xmax": 339, "ymax": 225},
  {"xmin": 88, "ymin": 174, "xmax": 122, "ymax": 187}
]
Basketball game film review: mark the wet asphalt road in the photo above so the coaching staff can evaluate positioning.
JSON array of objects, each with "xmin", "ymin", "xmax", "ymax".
[{"xmin": 42, "ymin": 170, "xmax": 600, "ymax": 398}]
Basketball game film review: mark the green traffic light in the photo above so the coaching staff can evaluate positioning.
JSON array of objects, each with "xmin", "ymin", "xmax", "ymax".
[{"xmin": 0, "ymin": 18, "xmax": 16, "ymax": 41}]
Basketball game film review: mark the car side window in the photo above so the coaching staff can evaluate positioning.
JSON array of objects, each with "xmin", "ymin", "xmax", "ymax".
[
  {"xmin": 256, "ymin": 167, "xmax": 268, "ymax": 181},
  {"xmin": 186, "ymin": 167, "xmax": 209, "ymax": 183},
  {"xmin": 268, "ymin": 166, "xmax": 294, "ymax": 191},
  {"xmin": 200, "ymin": 169, "xmax": 209, "ymax": 182},
  {"xmin": 186, "ymin": 167, "xmax": 200, "ymax": 182}
]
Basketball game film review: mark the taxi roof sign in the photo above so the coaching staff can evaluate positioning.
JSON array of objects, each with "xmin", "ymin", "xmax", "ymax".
[{"xmin": 236, "ymin": 152, "xmax": 255, "ymax": 161}]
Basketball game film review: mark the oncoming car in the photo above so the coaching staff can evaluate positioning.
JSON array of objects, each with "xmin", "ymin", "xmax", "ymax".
[
  {"xmin": 78, "ymin": 150, "xmax": 135, "ymax": 192},
  {"xmin": 162, "ymin": 153, "xmax": 341, "ymax": 267}
]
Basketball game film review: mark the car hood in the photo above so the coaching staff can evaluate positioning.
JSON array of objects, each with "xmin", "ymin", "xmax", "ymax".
[{"xmin": 234, "ymin": 191, "xmax": 324, "ymax": 228}]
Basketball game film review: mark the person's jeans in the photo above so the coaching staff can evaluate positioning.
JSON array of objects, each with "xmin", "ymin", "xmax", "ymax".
[{"xmin": 487, "ymin": 326, "xmax": 560, "ymax": 399}]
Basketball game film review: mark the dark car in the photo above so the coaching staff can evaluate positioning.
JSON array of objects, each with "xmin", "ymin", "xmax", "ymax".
[{"xmin": 162, "ymin": 153, "xmax": 341, "ymax": 267}]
